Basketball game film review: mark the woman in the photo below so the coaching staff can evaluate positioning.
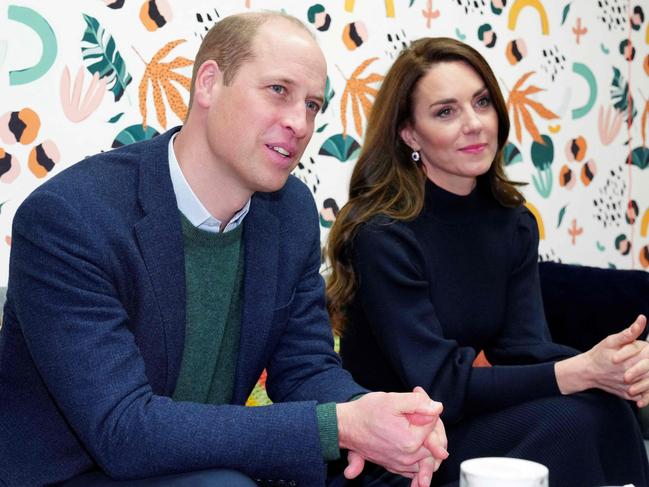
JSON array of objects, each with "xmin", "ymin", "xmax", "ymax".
[{"xmin": 326, "ymin": 37, "xmax": 649, "ymax": 486}]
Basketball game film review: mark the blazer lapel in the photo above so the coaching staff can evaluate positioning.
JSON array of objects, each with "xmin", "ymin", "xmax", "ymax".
[
  {"xmin": 233, "ymin": 194, "xmax": 279, "ymax": 403},
  {"xmin": 134, "ymin": 128, "xmax": 186, "ymax": 396}
]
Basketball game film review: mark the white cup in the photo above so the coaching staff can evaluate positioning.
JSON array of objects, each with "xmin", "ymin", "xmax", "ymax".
[{"xmin": 459, "ymin": 457, "xmax": 549, "ymax": 487}]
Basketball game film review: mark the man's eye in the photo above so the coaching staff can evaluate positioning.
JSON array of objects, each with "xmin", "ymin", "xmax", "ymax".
[
  {"xmin": 270, "ymin": 85, "xmax": 285, "ymax": 94},
  {"xmin": 306, "ymin": 101, "xmax": 320, "ymax": 113}
]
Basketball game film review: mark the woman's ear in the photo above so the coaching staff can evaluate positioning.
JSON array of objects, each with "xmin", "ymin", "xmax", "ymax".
[
  {"xmin": 400, "ymin": 123, "xmax": 419, "ymax": 151},
  {"xmin": 193, "ymin": 60, "xmax": 222, "ymax": 109}
]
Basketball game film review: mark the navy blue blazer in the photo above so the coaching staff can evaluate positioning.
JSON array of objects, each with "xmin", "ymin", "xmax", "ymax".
[{"xmin": 0, "ymin": 128, "xmax": 364, "ymax": 486}]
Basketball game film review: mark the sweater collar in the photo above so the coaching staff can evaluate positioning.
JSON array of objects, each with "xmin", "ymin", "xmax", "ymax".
[{"xmin": 422, "ymin": 177, "xmax": 489, "ymax": 222}]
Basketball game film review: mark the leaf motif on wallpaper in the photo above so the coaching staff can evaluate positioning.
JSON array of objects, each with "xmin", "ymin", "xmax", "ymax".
[
  {"xmin": 630, "ymin": 146, "xmax": 649, "ymax": 170},
  {"xmin": 112, "ymin": 124, "xmax": 160, "ymax": 148},
  {"xmin": 136, "ymin": 39, "xmax": 193, "ymax": 130},
  {"xmin": 319, "ymin": 133, "xmax": 361, "ymax": 162},
  {"xmin": 530, "ymin": 134, "xmax": 554, "ymax": 198},
  {"xmin": 503, "ymin": 142, "xmax": 522, "ymax": 166},
  {"xmin": 506, "ymin": 71, "xmax": 558, "ymax": 144},
  {"xmin": 561, "ymin": 3, "xmax": 572, "ymax": 25},
  {"xmin": 610, "ymin": 67, "xmax": 637, "ymax": 121},
  {"xmin": 108, "ymin": 112, "xmax": 125, "ymax": 123},
  {"xmin": 598, "ymin": 105, "xmax": 623, "ymax": 145},
  {"xmin": 60, "ymin": 66, "xmax": 107, "ymax": 123},
  {"xmin": 321, "ymin": 76, "xmax": 335, "ymax": 114},
  {"xmin": 80, "ymin": 14, "xmax": 132, "ymax": 102},
  {"xmin": 339, "ymin": 57, "xmax": 383, "ymax": 138},
  {"xmin": 557, "ymin": 205, "xmax": 568, "ymax": 228}
]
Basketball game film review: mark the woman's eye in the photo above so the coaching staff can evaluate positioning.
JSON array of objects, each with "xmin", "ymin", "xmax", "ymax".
[
  {"xmin": 437, "ymin": 107, "xmax": 452, "ymax": 118},
  {"xmin": 476, "ymin": 96, "xmax": 491, "ymax": 108}
]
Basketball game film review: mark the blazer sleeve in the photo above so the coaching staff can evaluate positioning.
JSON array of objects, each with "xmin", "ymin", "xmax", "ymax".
[
  {"xmin": 9, "ymin": 189, "xmax": 329, "ymax": 484},
  {"xmin": 265, "ymin": 184, "xmax": 367, "ymax": 405},
  {"xmin": 351, "ymin": 217, "xmax": 574, "ymax": 424}
]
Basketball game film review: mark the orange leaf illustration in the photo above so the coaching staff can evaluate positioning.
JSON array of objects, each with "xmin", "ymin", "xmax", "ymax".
[
  {"xmin": 340, "ymin": 58, "xmax": 384, "ymax": 138},
  {"xmin": 506, "ymin": 71, "xmax": 558, "ymax": 144},
  {"xmin": 137, "ymin": 39, "xmax": 193, "ymax": 129}
]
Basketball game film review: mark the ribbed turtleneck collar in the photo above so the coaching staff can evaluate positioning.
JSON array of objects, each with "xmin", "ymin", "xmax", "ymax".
[{"xmin": 422, "ymin": 178, "xmax": 491, "ymax": 223}]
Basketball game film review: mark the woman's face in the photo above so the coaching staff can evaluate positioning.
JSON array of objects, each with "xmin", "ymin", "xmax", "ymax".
[{"xmin": 400, "ymin": 60, "xmax": 499, "ymax": 195}]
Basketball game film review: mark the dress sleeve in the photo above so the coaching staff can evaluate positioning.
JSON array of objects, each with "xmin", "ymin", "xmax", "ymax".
[
  {"xmin": 351, "ymin": 215, "xmax": 576, "ymax": 424},
  {"xmin": 485, "ymin": 208, "xmax": 577, "ymax": 364}
]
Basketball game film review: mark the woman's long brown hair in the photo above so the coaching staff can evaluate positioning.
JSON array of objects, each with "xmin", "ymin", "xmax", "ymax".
[{"xmin": 325, "ymin": 37, "xmax": 526, "ymax": 335}]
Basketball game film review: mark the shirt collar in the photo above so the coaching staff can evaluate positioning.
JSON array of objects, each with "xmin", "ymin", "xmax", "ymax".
[{"xmin": 168, "ymin": 133, "xmax": 250, "ymax": 233}]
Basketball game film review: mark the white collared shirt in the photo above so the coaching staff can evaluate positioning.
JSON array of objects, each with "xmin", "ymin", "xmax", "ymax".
[{"xmin": 168, "ymin": 134, "xmax": 250, "ymax": 233}]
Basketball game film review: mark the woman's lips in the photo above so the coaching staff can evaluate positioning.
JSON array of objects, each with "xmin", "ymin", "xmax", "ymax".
[{"xmin": 459, "ymin": 143, "xmax": 487, "ymax": 154}]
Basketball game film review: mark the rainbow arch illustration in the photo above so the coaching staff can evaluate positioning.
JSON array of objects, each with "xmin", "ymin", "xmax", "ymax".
[
  {"xmin": 508, "ymin": 0, "xmax": 549, "ymax": 35},
  {"xmin": 525, "ymin": 201, "xmax": 546, "ymax": 240},
  {"xmin": 345, "ymin": 0, "xmax": 395, "ymax": 17}
]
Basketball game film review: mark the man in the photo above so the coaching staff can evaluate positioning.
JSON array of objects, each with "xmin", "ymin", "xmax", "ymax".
[{"xmin": 0, "ymin": 12, "xmax": 446, "ymax": 487}]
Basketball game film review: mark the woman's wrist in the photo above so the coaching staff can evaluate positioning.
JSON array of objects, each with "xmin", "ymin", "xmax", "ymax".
[{"xmin": 554, "ymin": 353, "xmax": 593, "ymax": 395}]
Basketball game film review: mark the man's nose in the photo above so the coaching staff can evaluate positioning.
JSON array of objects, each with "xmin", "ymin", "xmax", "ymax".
[{"xmin": 282, "ymin": 103, "xmax": 309, "ymax": 138}]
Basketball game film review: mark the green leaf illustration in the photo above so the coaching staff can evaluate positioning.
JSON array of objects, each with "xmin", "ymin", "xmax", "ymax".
[
  {"xmin": 531, "ymin": 135, "xmax": 554, "ymax": 197},
  {"xmin": 557, "ymin": 205, "xmax": 567, "ymax": 228},
  {"xmin": 108, "ymin": 112, "xmax": 125, "ymax": 123},
  {"xmin": 610, "ymin": 67, "xmax": 637, "ymax": 121},
  {"xmin": 321, "ymin": 76, "xmax": 335, "ymax": 114},
  {"xmin": 316, "ymin": 123, "xmax": 328, "ymax": 133},
  {"xmin": 532, "ymin": 167, "xmax": 553, "ymax": 198},
  {"xmin": 503, "ymin": 142, "xmax": 522, "ymax": 166},
  {"xmin": 81, "ymin": 13, "xmax": 132, "ymax": 102},
  {"xmin": 561, "ymin": 3, "xmax": 572, "ymax": 25},
  {"xmin": 112, "ymin": 124, "xmax": 159, "ymax": 148},
  {"xmin": 530, "ymin": 134, "xmax": 554, "ymax": 170},
  {"xmin": 629, "ymin": 146, "xmax": 649, "ymax": 169},
  {"xmin": 319, "ymin": 134, "xmax": 361, "ymax": 162}
]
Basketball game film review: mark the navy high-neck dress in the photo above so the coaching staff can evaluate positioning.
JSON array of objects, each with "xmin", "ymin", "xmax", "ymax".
[{"xmin": 339, "ymin": 179, "xmax": 649, "ymax": 487}]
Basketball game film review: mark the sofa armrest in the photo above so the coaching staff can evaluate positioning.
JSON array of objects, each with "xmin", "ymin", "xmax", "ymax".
[{"xmin": 539, "ymin": 261, "xmax": 649, "ymax": 352}]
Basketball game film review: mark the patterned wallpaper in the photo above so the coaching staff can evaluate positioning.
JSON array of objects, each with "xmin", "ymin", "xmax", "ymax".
[{"xmin": 1, "ymin": 0, "xmax": 648, "ymax": 287}]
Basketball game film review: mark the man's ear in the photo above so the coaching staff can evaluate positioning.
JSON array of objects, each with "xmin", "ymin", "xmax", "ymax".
[
  {"xmin": 193, "ymin": 60, "xmax": 222, "ymax": 109},
  {"xmin": 399, "ymin": 123, "xmax": 419, "ymax": 151}
]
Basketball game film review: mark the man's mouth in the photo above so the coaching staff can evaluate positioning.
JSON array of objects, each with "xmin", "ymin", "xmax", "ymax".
[{"xmin": 268, "ymin": 145, "xmax": 291, "ymax": 157}]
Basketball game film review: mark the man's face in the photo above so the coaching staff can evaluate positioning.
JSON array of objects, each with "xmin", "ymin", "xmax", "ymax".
[{"xmin": 204, "ymin": 20, "xmax": 326, "ymax": 195}]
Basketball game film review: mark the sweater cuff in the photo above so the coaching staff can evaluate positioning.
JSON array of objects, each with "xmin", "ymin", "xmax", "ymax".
[{"xmin": 316, "ymin": 402, "xmax": 340, "ymax": 461}]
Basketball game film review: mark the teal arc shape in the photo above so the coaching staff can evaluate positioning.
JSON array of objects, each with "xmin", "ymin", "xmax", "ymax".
[
  {"xmin": 8, "ymin": 5, "xmax": 58, "ymax": 85},
  {"xmin": 571, "ymin": 62, "xmax": 597, "ymax": 119}
]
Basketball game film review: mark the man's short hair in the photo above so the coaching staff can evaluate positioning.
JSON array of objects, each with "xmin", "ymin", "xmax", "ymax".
[{"xmin": 187, "ymin": 12, "xmax": 314, "ymax": 110}]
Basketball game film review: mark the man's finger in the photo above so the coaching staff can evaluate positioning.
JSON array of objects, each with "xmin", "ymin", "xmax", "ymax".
[
  {"xmin": 344, "ymin": 450, "xmax": 365, "ymax": 479},
  {"xmin": 395, "ymin": 391, "xmax": 443, "ymax": 417},
  {"xmin": 416, "ymin": 458, "xmax": 434, "ymax": 487}
]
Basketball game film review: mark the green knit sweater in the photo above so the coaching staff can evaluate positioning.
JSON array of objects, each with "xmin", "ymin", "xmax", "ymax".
[
  {"xmin": 173, "ymin": 216, "xmax": 339, "ymax": 460},
  {"xmin": 173, "ymin": 218, "xmax": 243, "ymax": 404}
]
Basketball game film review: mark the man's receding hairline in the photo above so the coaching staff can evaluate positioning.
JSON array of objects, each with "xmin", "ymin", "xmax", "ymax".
[{"xmin": 246, "ymin": 15, "xmax": 322, "ymax": 66}]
